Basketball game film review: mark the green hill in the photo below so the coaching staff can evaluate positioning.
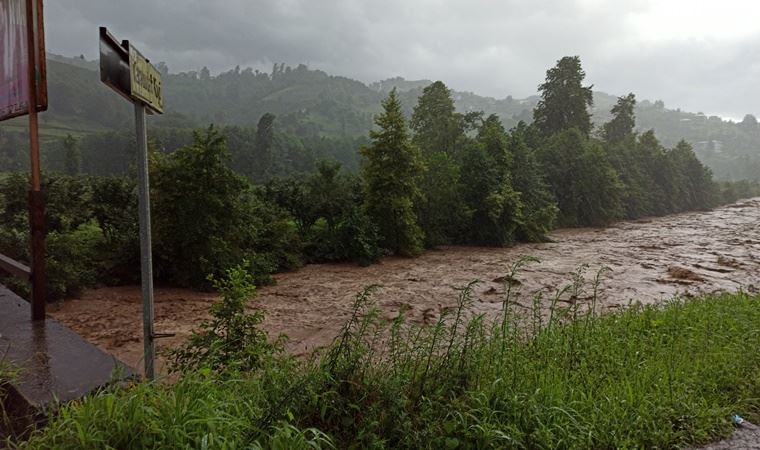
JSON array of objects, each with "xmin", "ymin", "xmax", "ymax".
[{"xmin": 1, "ymin": 54, "xmax": 758, "ymax": 180}]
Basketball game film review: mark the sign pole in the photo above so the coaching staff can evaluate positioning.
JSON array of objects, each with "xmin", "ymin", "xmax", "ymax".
[
  {"xmin": 100, "ymin": 27, "xmax": 163, "ymax": 378},
  {"xmin": 134, "ymin": 101, "xmax": 155, "ymax": 379},
  {"xmin": 25, "ymin": 0, "xmax": 46, "ymax": 321}
]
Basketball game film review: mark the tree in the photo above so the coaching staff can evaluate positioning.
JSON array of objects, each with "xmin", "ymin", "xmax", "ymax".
[
  {"xmin": 537, "ymin": 129, "xmax": 623, "ymax": 226},
  {"xmin": 667, "ymin": 140, "xmax": 718, "ymax": 211},
  {"xmin": 306, "ymin": 160, "xmax": 351, "ymax": 234},
  {"xmin": 415, "ymin": 152, "xmax": 470, "ymax": 247},
  {"xmin": 601, "ymin": 94, "xmax": 657, "ymax": 218},
  {"xmin": 361, "ymin": 89, "xmax": 424, "ymax": 256},
  {"xmin": 199, "ymin": 66, "xmax": 211, "ymax": 81},
  {"xmin": 602, "ymin": 93, "xmax": 636, "ymax": 145},
  {"xmin": 152, "ymin": 126, "xmax": 300, "ymax": 287},
  {"xmin": 636, "ymin": 130, "xmax": 675, "ymax": 215},
  {"xmin": 533, "ymin": 56, "xmax": 594, "ymax": 137},
  {"xmin": 410, "ymin": 81, "xmax": 471, "ymax": 247},
  {"xmin": 251, "ymin": 113, "xmax": 276, "ymax": 181},
  {"xmin": 460, "ymin": 115, "xmax": 522, "ymax": 245},
  {"xmin": 0, "ymin": 130, "xmax": 26, "ymax": 172},
  {"xmin": 739, "ymin": 114, "xmax": 759, "ymax": 134},
  {"xmin": 410, "ymin": 81, "xmax": 464, "ymax": 156},
  {"xmin": 606, "ymin": 133, "xmax": 650, "ymax": 219},
  {"xmin": 303, "ymin": 162, "xmax": 380, "ymax": 264},
  {"xmin": 509, "ymin": 123, "xmax": 558, "ymax": 241},
  {"xmin": 63, "ymin": 134, "xmax": 81, "ymax": 176}
]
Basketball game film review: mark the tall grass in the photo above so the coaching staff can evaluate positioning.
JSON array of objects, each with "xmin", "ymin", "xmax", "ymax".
[{"xmin": 14, "ymin": 262, "xmax": 760, "ymax": 449}]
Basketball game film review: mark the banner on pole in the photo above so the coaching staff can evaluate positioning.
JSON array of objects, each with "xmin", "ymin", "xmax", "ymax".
[{"xmin": 0, "ymin": 0, "xmax": 47, "ymax": 122}]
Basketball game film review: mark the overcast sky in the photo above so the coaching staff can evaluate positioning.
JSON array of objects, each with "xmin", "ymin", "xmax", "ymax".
[{"xmin": 46, "ymin": 0, "xmax": 759, "ymax": 120}]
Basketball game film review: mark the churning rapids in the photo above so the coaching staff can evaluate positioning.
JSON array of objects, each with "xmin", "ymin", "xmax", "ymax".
[{"xmin": 52, "ymin": 198, "xmax": 760, "ymax": 372}]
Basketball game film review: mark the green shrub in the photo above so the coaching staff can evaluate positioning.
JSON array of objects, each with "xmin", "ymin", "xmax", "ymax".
[
  {"xmin": 166, "ymin": 265, "xmax": 280, "ymax": 374},
  {"xmin": 0, "ymin": 174, "xmax": 116, "ymax": 300},
  {"xmin": 45, "ymin": 221, "xmax": 105, "ymax": 299}
]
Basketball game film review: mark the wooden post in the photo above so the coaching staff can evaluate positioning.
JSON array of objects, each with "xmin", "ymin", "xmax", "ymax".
[{"xmin": 25, "ymin": 0, "xmax": 45, "ymax": 321}]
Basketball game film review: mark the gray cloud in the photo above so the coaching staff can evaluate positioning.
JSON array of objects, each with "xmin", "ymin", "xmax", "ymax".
[{"xmin": 45, "ymin": 0, "xmax": 759, "ymax": 119}]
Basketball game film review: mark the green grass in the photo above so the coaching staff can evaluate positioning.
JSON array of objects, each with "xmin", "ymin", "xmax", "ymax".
[{"xmin": 13, "ymin": 265, "xmax": 760, "ymax": 449}]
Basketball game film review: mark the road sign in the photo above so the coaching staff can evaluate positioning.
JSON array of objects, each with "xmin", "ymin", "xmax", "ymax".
[
  {"xmin": 0, "ymin": 0, "xmax": 47, "ymax": 122},
  {"xmin": 99, "ymin": 27, "xmax": 131, "ymax": 103},
  {"xmin": 99, "ymin": 26, "xmax": 162, "ymax": 378},
  {"xmin": 129, "ymin": 46, "xmax": 163, "ymax": 113},
  {"xmin": 99, "ymin": 27, "xmax": 164, "ymax": 114}
]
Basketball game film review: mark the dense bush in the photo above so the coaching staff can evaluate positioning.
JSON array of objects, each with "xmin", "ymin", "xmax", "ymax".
[
  {"xmin": 264, "ymin": 162, "xmax": 381, "ymax": 266},
  {"xmin": 0, "ymin": 173, "xmax": 133, "ymax": 300},
  {"xmin": 151, "ymin": 126, "xmax": 302, "ymax": 288}
]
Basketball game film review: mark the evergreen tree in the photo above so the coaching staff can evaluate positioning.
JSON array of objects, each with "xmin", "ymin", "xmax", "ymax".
[
  {"xmin": 739, "ymin": 114, "xmax": 759, "ymax": 135},
  {"xmin": 606, "ymin": 134, "xmax": 653, "ymax": 218},
  {"xmin": 0, "ymin": 130, "xmax": 27, "ymax": 172},
  {"xmin": 199, "ymin": 66, "xmax": 211, "ymax": 81},
  {"xmin": 668, "ymin": 140, "xmax": 718, "ymax": 211},
  {"xmin": 409, "ymin": 81, "xmax": 471, "ymax": 247},
  {"xmin": 537, "ymin": 129, "xmax": 623, "ymax": 226},
  {"xmin": 460, "ymin": 115, "xmax": 522, "ymax": 245},
  {"xmin": 602, "ymin": 93, "xmax": 636, "ymax": 145},
  {"xmin": 636, "ymin": 130, "xmax": 675, "ymax": 215},
  {"xmin": 415, "ymin": 152, "xmax": 470, "ymax": 247},
  {"xmin": 63, "ymin": 134, "xmax": 81, "ymax": 176},
  {"xmin": 509, "ymin": 123, "xmax": 558, "ymax": 240},
  {"xmin": 252, "ymin": 113, "xmax": 276, "ymax": 181},
  {"xmin": 602, "ymin": 94, "xmax": 652, "ymax": 218},
  {"xmin": 361, "ymin": 89, "xmax": 424, "ymax": 256},
  {"xmin": 152, "ymin": 126, "xmax": 291, "ymax": 287},
  {"xmin": 533, "ymin": 56, "xmax": 594, "ymax": 137},
  {"xmin": 410, "ymin": 81, "xmax": 464, "ymax": 156}
]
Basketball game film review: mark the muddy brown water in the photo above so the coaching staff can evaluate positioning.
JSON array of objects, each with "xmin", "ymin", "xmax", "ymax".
[{"xmin": 50, "ymin": 198, "xmax": 760, "ymax": 373}]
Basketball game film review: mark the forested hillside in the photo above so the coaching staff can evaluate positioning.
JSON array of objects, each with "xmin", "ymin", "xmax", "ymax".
[{"xmin": 0, "ymin": 54, "xmax": 758, "ymax": 180}]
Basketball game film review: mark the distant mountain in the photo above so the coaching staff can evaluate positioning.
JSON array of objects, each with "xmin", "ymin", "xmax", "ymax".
[{"xmin": 2, "ymin": 54, "xmax": 758, "ymax": 180}]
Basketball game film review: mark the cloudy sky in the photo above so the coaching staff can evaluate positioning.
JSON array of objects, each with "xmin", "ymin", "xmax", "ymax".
[{"xmin": 46, "ymin": 0, "xmax": 759, "ymax": 120}]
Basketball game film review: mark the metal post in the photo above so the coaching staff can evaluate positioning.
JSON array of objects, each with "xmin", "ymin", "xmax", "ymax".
[
  {"xmin": 25, "ymin": 0, "xmax": 45, "ymax": 321},
  {"xmin": 134, "ymin": 102, "xmax": 155, "ymax": 379}
]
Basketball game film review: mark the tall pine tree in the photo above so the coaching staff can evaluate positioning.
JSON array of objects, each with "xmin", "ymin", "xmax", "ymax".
[
  {"xmin": 63, "ymin": 134, "xmax": 81, "ymax": 176},
  {"xmin": 533, "ymin": 56, "xmax": 594, "ymax": 137},
  {"xmin": 410, "ymin": 81, "xmax": 464, "ymax": 156},
  {"xmin": 361, "ymin": 89, "xmax": 424, "ymax": 256},
  {"xmin": 602, "ymin": 93, "xmax": 636, "ymax": 145}
]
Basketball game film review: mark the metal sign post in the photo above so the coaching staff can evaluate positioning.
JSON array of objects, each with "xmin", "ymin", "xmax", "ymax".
[
  {"xmin": 0, "ymin": 0, "xmax": 48, "ymax": 321},
  {"xmin": 134, "ymin": 101, "xmax": 155, "ymax": 379},
  {"xmin": 99, "ymin": 27, "xmax": 163, "ymax": 379}
]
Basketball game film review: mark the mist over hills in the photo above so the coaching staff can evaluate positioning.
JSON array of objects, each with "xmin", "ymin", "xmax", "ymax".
[{"xmin": 1, "ymin": 54, "xmax": 758, "ymax": 180}]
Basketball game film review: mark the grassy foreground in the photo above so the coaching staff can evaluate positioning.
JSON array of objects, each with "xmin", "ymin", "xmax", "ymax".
[{"xmin": 12, "ymin": 267, "xmax": 760, "ymax": 449}]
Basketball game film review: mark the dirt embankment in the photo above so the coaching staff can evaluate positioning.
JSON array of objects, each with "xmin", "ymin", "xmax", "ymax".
[{"xmin": 50, "ymin": 198, "xmax": 760, "ymax": 373}]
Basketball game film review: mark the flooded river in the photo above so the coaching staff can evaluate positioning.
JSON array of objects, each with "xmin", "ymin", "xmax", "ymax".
[{"xmin": 51, "ymin": 198, "xmax": 760, "ymax": 372}]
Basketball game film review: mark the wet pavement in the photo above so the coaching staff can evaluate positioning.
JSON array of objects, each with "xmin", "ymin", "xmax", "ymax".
[{"xmin": 0, "ymin": 287, "xmax": 134, "ymax": 409}]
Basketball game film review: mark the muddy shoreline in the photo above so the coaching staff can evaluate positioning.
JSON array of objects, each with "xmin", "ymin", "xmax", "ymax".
[{"xmin": 50, "ymin": 198, "xmax": 760, "ymax": 373}]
